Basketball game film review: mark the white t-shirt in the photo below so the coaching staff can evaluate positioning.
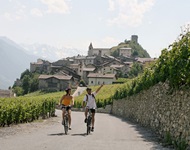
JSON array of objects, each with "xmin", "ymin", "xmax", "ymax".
[{"xmin": 83, "ymin": 92, "xmax": 97, "ymax": 109}]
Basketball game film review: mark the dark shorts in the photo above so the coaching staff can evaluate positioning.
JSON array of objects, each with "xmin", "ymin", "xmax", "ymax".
[
  {"xmin": 87, "ymin": 108, "xmax": 95, "ymax": 114},
  {"xmin": 61, "ymin": 105, "xmax": 71, "ymax": 111}
]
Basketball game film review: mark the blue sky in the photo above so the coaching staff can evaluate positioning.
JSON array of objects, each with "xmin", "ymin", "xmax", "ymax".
[{"xmin": 0, "ymin": 0, "xmax": 190, "ymax": 58}]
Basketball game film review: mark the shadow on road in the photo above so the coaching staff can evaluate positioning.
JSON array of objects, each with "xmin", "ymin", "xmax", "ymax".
[
  {"xmin": 71, "ymin": 133, "xmax": 87, "ymax": 136},
  {"xmin": 48, "ymin": 133, "xmax": 65, "ymax": 136},
  {"xmin": 109, "ymin": 114, "xmax": 173, "ymax": 150}
]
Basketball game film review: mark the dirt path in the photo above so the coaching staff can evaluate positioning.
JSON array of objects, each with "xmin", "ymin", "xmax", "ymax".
[{"xmin": 0, "ymin": 110, "xmax": 172, "ymax": 150}]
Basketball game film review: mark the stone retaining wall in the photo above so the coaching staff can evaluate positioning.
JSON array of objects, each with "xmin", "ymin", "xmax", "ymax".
[{"xmin": 111, "ymin": 83, "xmax": 190, "ymax": 146}]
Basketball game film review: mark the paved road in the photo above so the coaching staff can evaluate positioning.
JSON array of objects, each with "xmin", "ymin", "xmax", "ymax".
[
  {"xmin": 0, "ymin": 110, "xmax": 171, "ymax": 150},
  {"xmin": 72, "ymin": 86, "xmax": 86, "ymax": 97}
]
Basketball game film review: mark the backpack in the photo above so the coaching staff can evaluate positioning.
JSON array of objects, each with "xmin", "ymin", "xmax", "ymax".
[{"xmin": 86, "ymin": 94, "xmax": 96, "ymax": 102}]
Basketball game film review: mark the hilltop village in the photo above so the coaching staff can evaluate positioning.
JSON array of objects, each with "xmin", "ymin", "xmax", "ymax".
[{"xmin": 14, "ymin": 35, "xmax": 155, "ymax": 92}]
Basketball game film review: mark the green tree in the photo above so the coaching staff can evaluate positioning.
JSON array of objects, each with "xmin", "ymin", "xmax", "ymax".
[
  {"xmin": 29, "ymin": 76, "xmax": 39, "ymax": 92},
  {"xmin": 13, "ymin": 86, "xmax": 24, "ymax": 96},
  {"xmin": 20, "ymin": 69, "xmax": 31, "ymax": 80},
  {"xmin": 128, "ymin": 62, "xmax": 143, "ymax": 78},
  {"xmin": 22, "ymin": 75, "xmax": 30, "ymax": 94}
]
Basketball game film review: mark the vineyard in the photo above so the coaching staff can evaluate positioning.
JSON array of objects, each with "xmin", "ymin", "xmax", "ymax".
[
  {"xmin": 113, "ymin": 30, "xmax": 190, "ymax": 100},
  {"xmin": 0, "ymin": 92, "xmax": 62, "ymax": 127}
]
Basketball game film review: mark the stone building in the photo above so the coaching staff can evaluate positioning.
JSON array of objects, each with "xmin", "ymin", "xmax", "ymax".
[
  {"xmin": 87, "ymin": 73, "xmax": 117, "ymax": 86},
  {"xmin": 0, "ymin": 89, "xmax": 15, "ymax": 98},
  {"xmin": 30, "ymin": 59, "xmax": 51, "ymax": 73},
  {"xmin": 88, "ymin": 43, "xmax": 110, "ymax": 56},
  {"xmin": 38, "ymin": 75, "xmax": 75, "ymax": 91},
  {"xmin": 119, "ymin": 48, "xmax": 132, "ymax": 57},
  {"xmin": 73, "ymin": 55, "xmax": 96, "ymax": 65}
]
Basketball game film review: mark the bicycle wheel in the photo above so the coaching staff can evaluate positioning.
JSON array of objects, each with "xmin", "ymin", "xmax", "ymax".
[
  {"xmin": 64, "ymin": 117, "xmax": 68, "ymax": 135},
  {"xmin": 86, "ymin": 117, "xmax": 91, "ymax": 135}
]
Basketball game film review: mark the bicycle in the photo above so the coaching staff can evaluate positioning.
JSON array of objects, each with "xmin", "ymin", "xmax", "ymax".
[
  {"xmin": 86, "ymin": 109, "xmax": 92, "ymax": 135},
  {"xmin": 61, "ymin": 105, "xmax": 71, "ymax": 135}
]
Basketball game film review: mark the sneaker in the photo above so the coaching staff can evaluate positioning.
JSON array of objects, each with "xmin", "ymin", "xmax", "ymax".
[
  {"xmin": 91, "ymin": 127, "xmax": 94, "ymax": 132},
  {"xmin": 84, "ymin": 118, "xmax": 87, "ymax": 123}
]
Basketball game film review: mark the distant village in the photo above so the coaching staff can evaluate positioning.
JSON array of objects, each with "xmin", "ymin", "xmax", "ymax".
[{"xmin": 1, "ymin": 35, "xmax": 155, "ymax": 97}]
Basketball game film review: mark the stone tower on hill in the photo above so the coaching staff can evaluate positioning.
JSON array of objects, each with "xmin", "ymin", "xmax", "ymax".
[{"xmin": 131, "ymin": 35, "xmax": 138, "ymax": 43}]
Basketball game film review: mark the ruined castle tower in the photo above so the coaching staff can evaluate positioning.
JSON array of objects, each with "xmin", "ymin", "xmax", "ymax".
[{"xmin": 131, "ymin": 35, "xmax": 138, "ymax": 43}]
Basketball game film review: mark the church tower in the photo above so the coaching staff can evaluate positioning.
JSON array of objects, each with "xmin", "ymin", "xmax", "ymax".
[{"xmin": 88, "ymin": 43, "xmax": 93, "ymax": 56}]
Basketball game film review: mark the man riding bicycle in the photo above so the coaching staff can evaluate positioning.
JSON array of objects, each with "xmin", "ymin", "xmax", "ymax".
[
  {"xmin": 59, "ymin": 88, "xmax": 74, "ymax": 130},
  {"xmin": 82, "ymin": 84, "xmax": 104, "ymax": 132}
]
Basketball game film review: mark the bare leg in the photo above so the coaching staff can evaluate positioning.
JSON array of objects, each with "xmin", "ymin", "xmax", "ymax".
[
  {"xmin": 62, "ymin": 109, "xmax": 65, "ymax": 120},
  {"xmin": 68, "ymin": 109, "xmax": 71, "ymax": 128},
  {"xmin": 62, "ymin": 109, "xmax": 65, "ymax": 125},
  {"xmin": 85, "ymin": 108, "xmax": 88, "ymax": 118},
  {"xmin": 92, "ymin": 113, "xmax": 95, "ymax": 127}
]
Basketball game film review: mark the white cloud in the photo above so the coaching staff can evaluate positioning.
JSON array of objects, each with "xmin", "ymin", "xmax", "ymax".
[
  {"xmin": 41, "ymin": 0, "xmax": 70, "ymax": 14},
  {"xmin": 108, "ymin": 0, "xmax": 115, "ymax": 11},
  {"xmin": 108, "ymin": 0, "xmax": 155, "ymax": 27},
  {"xmin": 3, "ymin": 0, "xmax": 71, "ymax": 20},
  {"xmin": 3, "ymin": 10, "xmax": 26, "ymax": 21},
  {"xmin": 3, "ymin": 3, "xmax": 27, "ymax": 21},
  {"xmin": 31, "ymin": 8, "xmax": 44, "ymax": 17},
  {"xmin": 3, "ymin": 13, "xmax": 12, "ymax": 21}
]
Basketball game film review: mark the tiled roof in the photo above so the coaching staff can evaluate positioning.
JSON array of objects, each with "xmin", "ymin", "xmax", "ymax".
[
  {"xmin": 39, "ymin": 75, "xmax": 72, "ymax": 80},
  {"xmin": 119, "ymin": 47, "xmax": 132, "ymax": 50},
  {"xmin": 102, "ymin": 59, "xmax": 122, "ymax": 66},
  {"xmin": 50, "ymin": 65, "xmax": 62, "ymax": 68},
  {"xmin": 110, "ymin": 65, "xmax": 124, "ymax": 68},
  {"xmin": 70, "ymin": 64, "xmax": 80, "ymax": 67},
  {"xmin": 74, "ymin": 56, "xmax": 96, "ymax": 60},
  {"xmin": 124, "ymin": 62, "xmax": 133, "ymax": 65},
  {"xmin": 136, "ymin": 58, "xmax": 155, "ymax": 63},
  {"xmin": 83, "ymin": 68, "xmax": 95, "ymax": 72},
  {"xmin": 87, "ymin": 73, "xmax": 115, "ymax": 78},
  {"xmin": 93, "ymin": 48, "xmax": 110, "ymax": 51}
]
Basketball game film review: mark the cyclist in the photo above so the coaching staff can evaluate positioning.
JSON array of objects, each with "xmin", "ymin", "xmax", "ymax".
[
  {"xmin": 59, "ymin": 88, "xmax": 74, "ymax": 130},
  {"xmin": 82, "ymin": 84, "xmax": 104, "ymax": 132}
]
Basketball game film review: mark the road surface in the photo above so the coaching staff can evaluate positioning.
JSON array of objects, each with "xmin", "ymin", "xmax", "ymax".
[{"xmin": 0, "ymin": 110, "xmax": 171, "ymax": 150}]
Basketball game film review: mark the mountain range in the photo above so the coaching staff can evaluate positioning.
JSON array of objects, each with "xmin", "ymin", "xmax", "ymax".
[
  {"xmin": 0, "ymin": 37, "xmax": 38, "ymax": 89},
  {"xmin": 21, "ymin": 43, "xmax": 85, "ymax": 61},
  {"xmin": 0, "ymin": 37, "xmax": 85, "ymax": 89}
]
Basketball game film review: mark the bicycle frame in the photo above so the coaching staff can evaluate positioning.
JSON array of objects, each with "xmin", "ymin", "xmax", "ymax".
[
  {"xmin": 86, "ymin": 109, "xmax": 92, "ymax": 135},
  {"xmin": 61, "ymin": 105, "xmax": 70, "ymax": 135}
]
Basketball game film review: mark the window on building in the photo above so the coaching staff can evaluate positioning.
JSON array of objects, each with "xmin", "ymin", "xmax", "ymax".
[{"xmin": 91, "ymin": 81, "xmax": 93, "ymax": 84}]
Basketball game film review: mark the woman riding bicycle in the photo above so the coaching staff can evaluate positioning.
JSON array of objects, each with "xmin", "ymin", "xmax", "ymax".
[{"xmin": 59, "ymin": 88, "xmax": 74, "ymax": 130}]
